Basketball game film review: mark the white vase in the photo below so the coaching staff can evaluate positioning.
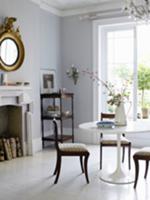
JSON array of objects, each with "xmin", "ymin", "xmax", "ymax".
[{"xmin": 115, "ymin": 102, "xmax": 127, "ymax": 126}]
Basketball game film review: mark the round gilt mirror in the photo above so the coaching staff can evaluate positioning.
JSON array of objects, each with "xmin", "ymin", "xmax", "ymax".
[{"xmin": 0, "ymin": 17, "xmax": 25, "ymax": 71}]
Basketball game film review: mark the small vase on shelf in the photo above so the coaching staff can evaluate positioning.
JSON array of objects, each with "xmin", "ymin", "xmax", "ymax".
[{"xmin": 115, "ymin": 102, "xmax": 127, "ymax": 126}]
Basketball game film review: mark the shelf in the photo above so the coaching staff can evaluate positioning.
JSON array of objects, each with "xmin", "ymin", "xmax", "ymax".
[
  {"xmin": 42, "ymin": 135, "xmax": 73, "ymax": 142},
  {"xmin": 41, "ymin": 92, "xmax": 74, "ymax": 99},
  {"xmin": 41, "ymin": 92, "xmax": 74, "ymax": 148},
  {"xmin": 41, "ymin": 114, "xmax": 73, "ymax": 120}
]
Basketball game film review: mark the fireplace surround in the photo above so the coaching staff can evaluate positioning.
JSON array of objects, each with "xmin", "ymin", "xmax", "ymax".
[{"xmin": 0, "ymin": 86, "xmax": 33, "ymax": 157}]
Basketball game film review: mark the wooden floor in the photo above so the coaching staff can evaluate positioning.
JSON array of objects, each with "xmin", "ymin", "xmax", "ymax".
[{"xmin": 0, "ymin": 145, "xmax": 149, "ymax": 200}]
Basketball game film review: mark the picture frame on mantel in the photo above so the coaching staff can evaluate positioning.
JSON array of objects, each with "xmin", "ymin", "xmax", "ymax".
[{"xmin": 40, "ymin": 69, "xmax": 56, "ymax": 93}]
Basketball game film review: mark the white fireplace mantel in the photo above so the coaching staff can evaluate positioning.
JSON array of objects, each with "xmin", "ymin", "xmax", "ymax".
[{"xmin": 0, "ymin": 86, "xmax": 32, "ymax": 106}]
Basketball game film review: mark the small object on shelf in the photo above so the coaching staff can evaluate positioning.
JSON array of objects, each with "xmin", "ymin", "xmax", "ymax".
[
  {"xmin": 62, "ymin": 110, "xmax": 71, "ymax": 117},
  {"xmin": 47, "ymin": 105, "xmax": 60, "ymax": 116},
  {"xmin": 47, "ymin": 105, "xmax": 59, "ymax": 111},
  {"xmin": 24, "ymin": 82, "xmax": 30, "ymax": 86},
  {"xmin": 16, "ymin": 82, "xmax": 23, "ymax": 86},
  {"xmin": 41, "ymin": 92, "xmax": 74, "ymax": 148}
]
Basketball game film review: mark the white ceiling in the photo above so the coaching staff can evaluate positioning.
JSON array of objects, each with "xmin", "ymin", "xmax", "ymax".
[
  {"xmin": 43, "ymin": 0, "xmax": 119, "ymax": 11},
  {"xmin": 32, "ymin": 0, "xmax": 124, "ymax": 17}
]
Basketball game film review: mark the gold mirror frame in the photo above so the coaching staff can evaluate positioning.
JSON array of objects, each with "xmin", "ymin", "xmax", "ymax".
[{"xmin": 0, "ymin": 17, "xmax": 25, "ymax": 71}]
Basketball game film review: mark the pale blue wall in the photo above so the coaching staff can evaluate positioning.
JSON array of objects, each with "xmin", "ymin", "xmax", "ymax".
[
  {"xmin": 61, "ymin": 16, "xmax": 93, "ymax": 127},
  {"xmin": 0, "ymin": 0, "xmax": 62, "ymax": 142},
  {"xmin": 40, "ymin": 9, "xmax": 62, "ymax": 88}
]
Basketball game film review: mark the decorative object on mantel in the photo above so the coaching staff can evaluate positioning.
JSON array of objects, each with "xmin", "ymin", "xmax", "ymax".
[
  {"xmin": 124, "ymin": 0, "xmax": 150, "ymax": 22},
  {"xmin": 0, "ymin": 72, "xmax": 8, "ymax": 85},
  {"xmin": 0, "ymin": 17, "xmax": 25, "ymax": 71},
  {"xmin": 0, "ymin": 72, "xmax": 30, "ymax": 86},
  {"xmin": 66, "ymin": 64, "xmax": 79, "ymax": 85},
  {"xmin": 82, "ymin": 69, "xmax": 131, "ymax": 126},
  {"xmin": 16, "ymin": 81, "xmax": 30, "ymax": 86}
]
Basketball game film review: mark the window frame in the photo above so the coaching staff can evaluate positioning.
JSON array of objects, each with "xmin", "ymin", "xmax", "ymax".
[{"xmin": 93, "ymin": 17, "xmax": 138, "ymax": 120}]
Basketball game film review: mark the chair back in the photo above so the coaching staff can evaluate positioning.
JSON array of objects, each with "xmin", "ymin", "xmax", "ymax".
[
  {"xmin": 52, "ymin": 119, "xmax": 59, "ymax": 151},
  {"xmin": 100, "ymin": 113, "xmax": 115, "ymax": 138},
  {"xmin": 101, "ymin": 113, "xmax": 115, "ymax": 121},
  {"xmin": 100, "ymin": 113, "xmax": 125, "ymax": 137}
]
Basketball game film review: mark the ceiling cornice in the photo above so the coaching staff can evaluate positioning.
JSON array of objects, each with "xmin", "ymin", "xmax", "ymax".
[
  {"xmin": 29, "ymin": 0, "xmax": 62, "ymax": 16},
  {"xmin": 61, "ymin": 1, "xmax": 123, "ymax": 17},
  {"xmin": 29, "ymin": 0, "xmax": 124, "ymax": 18}
]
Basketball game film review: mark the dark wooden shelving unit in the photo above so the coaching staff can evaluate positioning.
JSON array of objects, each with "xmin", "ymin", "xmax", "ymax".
[{"xmin": 40, "ymin": 92, "xmax": 74, "ymax": 148}]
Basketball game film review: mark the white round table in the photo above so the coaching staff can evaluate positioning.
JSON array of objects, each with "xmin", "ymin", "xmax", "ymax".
[{"xmin": 79, "ymin": 120, "xmax": 150, "ymax": 184}]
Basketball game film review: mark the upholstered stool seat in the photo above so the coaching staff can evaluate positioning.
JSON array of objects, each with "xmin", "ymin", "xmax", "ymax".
[
  {"xmin": 134, "ymin": 147, "xmax": 150, "ymax": 156},
  {"xmin": 59, "ymin": 143, "xmax": 88, "ymax": 152},
  {"xmin": 133, "ymin": 147, "xmax": 150, "ymax": 188},
  {"xmin": 100, "ymin": 136, "xmax": 130, "ymax": 145}
]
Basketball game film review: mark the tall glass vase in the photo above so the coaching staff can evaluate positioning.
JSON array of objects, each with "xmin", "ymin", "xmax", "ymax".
[{"xmin": 115, "ymin": 102, "xmax": 127, "ymax": 126}]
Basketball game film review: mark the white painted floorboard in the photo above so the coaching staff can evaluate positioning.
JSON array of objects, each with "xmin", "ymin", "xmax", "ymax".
[{"xmin": 0, "ymin": 145, "xmax": 149, "ymax": 200}]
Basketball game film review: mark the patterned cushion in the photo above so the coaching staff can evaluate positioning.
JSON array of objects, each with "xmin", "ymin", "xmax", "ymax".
[
  {"xmin": 134, "ymin": 147, "xmax": 150, "ymax": 156},
  {"xmin": 100, "ymin": 135, "xmax": 130, "ymax": 145},
  {"xmin": 59, "ymin": 143, "xmax": 88, "ymax": 152}
]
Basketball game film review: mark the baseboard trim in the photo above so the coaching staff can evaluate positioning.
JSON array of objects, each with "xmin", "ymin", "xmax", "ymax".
[{"xmin": 32, "ymin": 137, "xmax": 42, "ymax": 155}]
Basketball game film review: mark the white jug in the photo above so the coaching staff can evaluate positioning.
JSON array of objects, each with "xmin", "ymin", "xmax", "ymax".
[{"xmin": 115, "ymin": 102, "xmax": 127, "ymax": 126}]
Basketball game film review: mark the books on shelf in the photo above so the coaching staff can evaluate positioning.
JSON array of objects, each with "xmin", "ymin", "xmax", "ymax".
[{"xmin": 96, "ymin": 120, "xmax": 115, "ymax": 128}]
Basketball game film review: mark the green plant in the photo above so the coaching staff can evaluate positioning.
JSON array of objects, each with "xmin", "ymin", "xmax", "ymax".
[{"xmin": 138, "ymin": 64, "xmax": 150, "ymax": 108}]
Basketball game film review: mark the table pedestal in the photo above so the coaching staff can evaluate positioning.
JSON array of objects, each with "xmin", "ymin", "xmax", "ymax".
[
  {"xmin": 100, "ymin": 167, "xmax": 134, "ymax": 184},
  {"xmin": 100, "ymin": 133, "xmax": 134, "ymax": 184}
]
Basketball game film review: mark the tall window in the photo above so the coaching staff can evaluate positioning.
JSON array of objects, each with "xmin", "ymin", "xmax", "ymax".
[{"xmin": 98, "ymin": 23, "xmax": 150, "ymax": 120}]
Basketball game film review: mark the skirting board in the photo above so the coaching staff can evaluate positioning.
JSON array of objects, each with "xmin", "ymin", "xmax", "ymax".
[{"xmin": 32, "ymin": 137, "xmax": 42, "ymax": 155}]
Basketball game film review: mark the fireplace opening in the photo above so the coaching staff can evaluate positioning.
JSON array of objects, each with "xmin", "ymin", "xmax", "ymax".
[{"xmin": 0, "ymin": 105, "xmax": 22, "ymax": 161}]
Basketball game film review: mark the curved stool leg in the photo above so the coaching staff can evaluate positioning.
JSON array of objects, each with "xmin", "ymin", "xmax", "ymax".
[
  {"xmin": 100, "ymin": 144, "xmax": 102, "ymax": 170},
  {"xmin": 133, "ymin": 157, "xmax": 139, "ymax": 189},
  {"xmin": 54, "ymin": 156, "xmax": 62, "ymax": 184},
  {"xmin": 128, "ymin": 144, "xmax": 131, "ymax": 170},
  {"xmin": 144, "ymin": 160, "xmax": 149, "ymax": 179},
  {"xmin": 84, "ymin": 154, "xmax": 89, "ymax": 183},
  {"xmin": 122, "ymin": 146, "xmax": 125, "ymax": 163},
  {"xmin": 80, "ymin": 156, "xmax": 84, "ymax": 173},
  {"xmin": 53, "ymin": 153, "xmax": 59, "ymax": 175}
]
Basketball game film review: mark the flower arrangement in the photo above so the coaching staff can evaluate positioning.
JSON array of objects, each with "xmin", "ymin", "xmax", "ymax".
[
  {"xmin": 82, "ymin": 69, "xmax": 130, "ymax": 106},
  {"xmin": 66, "ymin": 65, "xmax": 79, "ymax": 85}
]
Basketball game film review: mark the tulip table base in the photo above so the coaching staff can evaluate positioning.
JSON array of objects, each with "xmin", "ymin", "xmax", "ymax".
[{"xmin": 100, "ymin": 167, "xmax": 134, "ymax": 184}]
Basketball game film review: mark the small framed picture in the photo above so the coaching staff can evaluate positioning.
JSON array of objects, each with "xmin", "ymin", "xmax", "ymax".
[{"xmin": 40, "ymin": 69, "xmax": 56, "ymax": 93}]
